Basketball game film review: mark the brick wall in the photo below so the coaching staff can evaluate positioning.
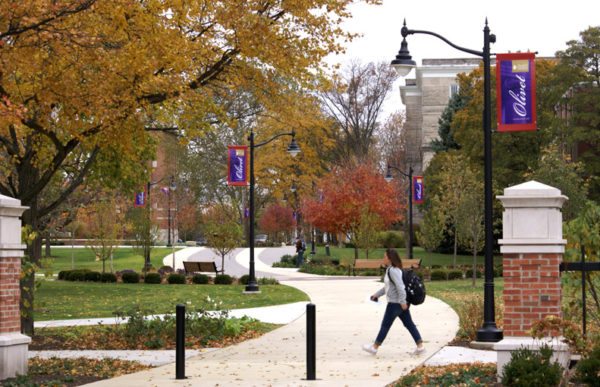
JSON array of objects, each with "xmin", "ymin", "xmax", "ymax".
[
  {"xmin": 502, "ymin": 253, "xmax": 562, "ymax": 336},
  {"xmin": 0, "ymin": 257, "xmax": 21, "ymax": 333}
]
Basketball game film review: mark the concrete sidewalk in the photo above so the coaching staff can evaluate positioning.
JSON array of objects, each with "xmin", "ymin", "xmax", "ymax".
[{"xmin": 83, "ymin": 247, "xmax": 461, "ymax": 386}]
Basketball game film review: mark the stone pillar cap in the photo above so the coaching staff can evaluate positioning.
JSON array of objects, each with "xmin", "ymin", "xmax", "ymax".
[
  {"xmin": 498, "ymin": 180, "xmax": 567, "ymax": 208},
  {"xmin": 0, "ymin": 194, "xmax": 22, "ymax": 207}
]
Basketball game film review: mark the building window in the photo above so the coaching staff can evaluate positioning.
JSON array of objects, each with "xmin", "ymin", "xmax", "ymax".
[{"xmin": 449, "ymin": 84, "xmax": 459, "ymax": 97}]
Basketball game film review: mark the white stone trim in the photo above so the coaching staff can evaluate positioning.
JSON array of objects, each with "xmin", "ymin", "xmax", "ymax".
[
  {"xmin": 500, "ymin": 244, "xmax": 565, "ymax": 254},
  {"xmin": 0, "ymin": 333, "xmax": 31, "ymax": 380}
]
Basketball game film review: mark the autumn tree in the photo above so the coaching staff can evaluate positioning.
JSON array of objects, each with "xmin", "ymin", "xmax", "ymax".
[
  {"xmin": 302, "ymin": 163, "xmax": 403, "ymax": 260},
  {"xmin": 353, "ymin": 208, "xmax": 385, "ymax": 259},
  {"xmin": 0, "ymin": 0, "xmax": 374, "ymax": 333},
  {"xmin": 319, "ymin": 61, "xmax": 398, "ymax": 162},
  {"xmin": 204, "ymin": 205, "xmax": 244, "ymax": 274},
  {"xmin": 81, "ymin": 194, "xmax": 126, "ymax": 274},
  {"xmin": 456, "ymin": 181, "xmax": 484, "ymax": 286},
  {"xmin": 258, "ymin": 203, "xmax": 295, "ymax": 244}
]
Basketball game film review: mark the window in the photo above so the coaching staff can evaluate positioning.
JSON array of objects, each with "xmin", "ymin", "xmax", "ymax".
[{"xmin": 449, "ymin": 84, "xmax": 460, "ymax": 97}]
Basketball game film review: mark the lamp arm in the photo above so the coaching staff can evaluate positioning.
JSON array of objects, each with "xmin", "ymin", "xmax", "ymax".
[
  {"xmin": 254, "ymin": 131, "xmax": 295, "ymax": 148},
  {"xmin": 388, "ymin": 165, "xmax": 410, "ymax": 179},
  {"xmin": 404, "ymin": 28, "xmax": 483, "ymax": 57}
]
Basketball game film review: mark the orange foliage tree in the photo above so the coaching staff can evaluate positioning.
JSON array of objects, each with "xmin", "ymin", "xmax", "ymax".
[
  {"xmin": 302, "ymin": 163, "xmax": 404, "ymax": 259},
  {"xmin": 258, "ymin": 203, "xmax": 296, "ymax": 244}
]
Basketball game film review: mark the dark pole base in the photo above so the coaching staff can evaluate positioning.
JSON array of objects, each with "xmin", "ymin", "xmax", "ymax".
[
  {"xmin": 476, "ymin": 325, "xmax": 503, "ymax": 342},
  {"xmin": 244, "ymin": 283, "xmax": 260, "ymax": 293}
]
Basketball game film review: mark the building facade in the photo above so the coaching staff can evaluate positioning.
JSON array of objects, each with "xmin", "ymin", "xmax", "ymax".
[{"xmin": 400, "ymin": 58, "xmax": 480, "ymax": 174}]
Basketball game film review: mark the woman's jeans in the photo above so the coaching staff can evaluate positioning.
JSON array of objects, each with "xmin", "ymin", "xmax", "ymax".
[{"xmin": 375, "ymin": 303, "xmax": 422, "ymax": 345}]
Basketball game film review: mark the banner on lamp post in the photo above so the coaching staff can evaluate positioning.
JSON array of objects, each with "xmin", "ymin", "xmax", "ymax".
[
  {"xmin": 227, "ymin": 146, "xmax": 248, "ymax": 186},
  {"xmin": 496, "ymin": 52, "xmax": 537, "ymax": 132},
  {"xmin": 413, "ymin": 176, "xmax": 424, "ymax": 204},
  {"xmin": 134, "ymin": 190, "xmax": 146, "ymax": 207}
]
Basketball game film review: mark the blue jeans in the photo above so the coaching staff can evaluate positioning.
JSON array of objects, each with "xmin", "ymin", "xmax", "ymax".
[
  {"xmin": 375, "ymin": 303, "xmax": 422, "ymax": 346},
  {"xmin": 296, "ymin": 251, "xmax": 304, "ymax": 267}
]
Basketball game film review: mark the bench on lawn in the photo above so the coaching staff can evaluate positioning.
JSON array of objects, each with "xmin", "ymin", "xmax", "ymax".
[
  {"xmin": 352, "ymin": 259, "xmax": 384, "ymax": 276},
  {"xmin": 183, "ymin": 261, "xmax": 221, "ymax": 275},
  {"xmin": 352, "ymin": 258, "xmax": 422, "ymax": 276}
]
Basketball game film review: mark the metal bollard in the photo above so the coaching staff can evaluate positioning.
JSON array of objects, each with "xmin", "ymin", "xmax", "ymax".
[
  {"xmin": 306, "ymin": 303, "xmax": 316, "ymax": 380},
  {"xmin": 176, "ymin": 304, "xmax": 186, "ymax": 379}
]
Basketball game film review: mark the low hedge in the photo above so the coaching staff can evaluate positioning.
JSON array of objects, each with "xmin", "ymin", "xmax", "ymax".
[
  {"xmin": 447, "ymin": 269, "xmax": 464, "ymax": 280},
  {"xmin": 100, "ymin": 273, "xmax": 117, "ymax": 283},
  {"xmin": 192, "ymin": 274, "xmax": 210, "ymax": 284},
  {"xmin": 214, "ymin": 274, "xmax": 233, "ymax": 285},
  {"xmin": 121, "ymin": 271, "xmax": 140, "ymax": 284},
  {"xmin": 84, "ymin": 271, "xmax": 102, "ymax": 282},
  {"xmin": 167, "ymin": 273, "xmax": 186, "ymax": 284},
  {"xmin": 430, "ymin": 269, "xmax": 448, "ymax": 281},
  {"xmin": 144, "ymin": 273, "xmax": 162, "ymax": 284}
]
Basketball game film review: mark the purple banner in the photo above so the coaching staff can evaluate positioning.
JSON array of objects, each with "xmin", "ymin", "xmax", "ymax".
[
  {"xmin": 134, "ymin": 191, "xmax": 146, "ymax": 207},
  {"xmin": 413, "ymin": 176, "xmax": 424, "ymax": 204},
  {"xmin": 227, "ymin": 146, "xmax": 248, "ymax": 186},
  {"xmin": 496, "ymin": 53, "xmax": 537, "ymax": 132}
]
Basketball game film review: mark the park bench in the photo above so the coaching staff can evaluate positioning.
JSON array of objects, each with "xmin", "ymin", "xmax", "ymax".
[
  {"xmin": 352, "ymin": 259, "xmax": 384, "ymax": 276},
  {"xmin": 183, "ymin": 261, "xmax": 222, "ymax": 275},
  {"xmin": 351, "ymin": 258, "xmax": 422, "ymax": 276}
]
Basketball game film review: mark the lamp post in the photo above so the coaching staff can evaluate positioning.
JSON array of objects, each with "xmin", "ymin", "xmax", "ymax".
[
  {"xmin": 385, "ymin": 165, "xmax": 414, "ymax": 259},
  {"xmin": 392, "ymin": 19, "xmax": 502, "ymax": 342},
  {"xmin": 246, "ymin": 129, "xmax": 300, "ymax": 293}
]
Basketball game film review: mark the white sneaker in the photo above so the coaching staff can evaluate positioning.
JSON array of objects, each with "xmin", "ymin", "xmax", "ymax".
[
  {"xmin": 362, "ymin": 344, "xmax": 377, "ymax": 355},
  {"xmin": 412, "ymin": 346, "xmax": 426, "ymax": 355}
]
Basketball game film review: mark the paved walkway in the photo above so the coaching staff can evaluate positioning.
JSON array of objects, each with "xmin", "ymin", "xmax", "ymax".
[{"xmin": 74, "ymin": 247, "xmax": 464, "ymax": 386}]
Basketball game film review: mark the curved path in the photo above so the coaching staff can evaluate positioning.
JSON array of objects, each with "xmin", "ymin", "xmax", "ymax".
[{"xmin": 87, "ymin": 247, "xmax": 460, "ymax": 386}]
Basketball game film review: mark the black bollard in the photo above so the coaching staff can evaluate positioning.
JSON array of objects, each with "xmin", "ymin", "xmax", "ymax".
[
  {"xmin": 176, "ymin": 304, "xmax": 186, "ymax": 379},
  {"xmin": 325, "ymin": 243, "xmax": 330, "ymax": 257},
  {"xmin": 306, "ymin": 303, "xmax": 316, "ymax": 380}
]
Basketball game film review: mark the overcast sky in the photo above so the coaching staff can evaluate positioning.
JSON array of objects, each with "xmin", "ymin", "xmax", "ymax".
[{"xmin": 327, "ymin": 0, "xmax": 600, "ymax": 114}]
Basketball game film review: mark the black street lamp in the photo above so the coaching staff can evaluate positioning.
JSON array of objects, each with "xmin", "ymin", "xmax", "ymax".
[
  {"xmin": 246, "ymin": 129, "xmax": 300, "ymax": 293},
  {"xmin": 392, "ymin": 19, "xmax": 502, "ymax": 342},
  {"xmin": 385, "ymin": 165, "xmax": 414, "ymax": 259}
]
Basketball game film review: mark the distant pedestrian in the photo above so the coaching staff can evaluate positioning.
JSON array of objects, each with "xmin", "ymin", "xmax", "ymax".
[
  {"xmin": 362, "ymin": 248, "xmax": 425, "ymax": 356},
  {"xmin": 295, "ymin": 237, "xmax": 306, "ymax": 267}
]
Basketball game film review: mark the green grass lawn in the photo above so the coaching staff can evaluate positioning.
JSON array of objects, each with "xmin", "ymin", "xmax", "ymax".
[
  {"xmin": 426, "ymin": 278, "xmax": 504, "ymax": 311},
  {"xmin": 312, "ymin": 245, "xmax": 494, "ymax": 267},
  {"xmin": 46, "ymin": 247, "xmax": 184, "ymax": 273},
  {"xmin": 35, "ymin": 280, "xmax": 309, "ymax": 320}
]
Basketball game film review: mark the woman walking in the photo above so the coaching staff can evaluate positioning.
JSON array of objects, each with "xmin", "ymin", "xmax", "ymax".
[{"xmin": 362, "ymin": 248, "xmax": 425, "ymax": 355}]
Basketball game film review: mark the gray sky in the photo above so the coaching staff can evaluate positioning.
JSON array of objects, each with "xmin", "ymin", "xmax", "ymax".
[{"xmin": 328, "ymin": 0, "xmax": 600, "ymax": 114}]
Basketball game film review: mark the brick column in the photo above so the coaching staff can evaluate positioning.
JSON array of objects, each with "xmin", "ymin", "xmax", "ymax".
[
  {"xmin": 0, "ymin": 194, "xmax": 30, "ymax": 380},
  {"xmin": 493, "ymin": 181, "xmax": 570, "ymax": 378}
]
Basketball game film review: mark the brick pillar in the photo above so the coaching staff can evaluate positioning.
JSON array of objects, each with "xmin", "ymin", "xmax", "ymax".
[
  {"xmin": 493, "ymin": 181, "xmax": 570, "ymax": 378},
  {"xmin": 0, "ymin": 194, "xmax": 30, "ymax": 380}
]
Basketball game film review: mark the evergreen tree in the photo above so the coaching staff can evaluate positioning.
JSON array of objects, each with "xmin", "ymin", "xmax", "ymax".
[{"xmin": 431, "ymin": 92, "xmax": 466, "ymax": 152}]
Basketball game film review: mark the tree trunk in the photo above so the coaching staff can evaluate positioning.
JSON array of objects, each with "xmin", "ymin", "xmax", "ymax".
[
  {"xmin": 21, "ymin": 200, "xmax": 42, "ymax": 336},
  {"xmin": 45, "ymin": 236, "xmax": 51, "ymax": 257},
  {"xmin": 472, "ymin": 246, "xmax": 477, "ymax": 287}
]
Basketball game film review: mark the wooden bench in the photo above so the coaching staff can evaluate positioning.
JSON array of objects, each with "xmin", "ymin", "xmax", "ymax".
[
  {"xmin": 183, "ymin": 261, "xmax": 221, "ymax": 275},
  {"xmin": 401, "ymin": 258, "xmax": 422, "ymax": 269},
  {"xmin": 352, "ymin": 259, "xmax": 384, "ymax": 276}
]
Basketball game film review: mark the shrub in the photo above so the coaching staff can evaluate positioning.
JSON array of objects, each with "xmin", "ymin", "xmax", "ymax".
[
  {"xmin": 100, "ymin": 272, "xmax": 117, "ymax": 283},
  {"xmin": 58, "ymin": 270, "xmax": 69, "ymax": 280},
  {"xmin": 378, "ymin": 230, "xmax": 405, "ymax": 248},
  {"xmin": 494, "ymin": 265, "xmax": 503, "ymax": 277},
  {"xmin": 66, "ymin": 269, "xmax": 90, "ymax": 281},
  {"xmin": 84, "ymin": 271, "xmax": 102, "ymax": 282},
  {"xmin": 167, "ymin": 273, "xmax": 186, "ymax": 284},
  {"xmin": 122, "ymin": 271, "xmax": 141, "ymax": 284},
  {"xmin": 447, "ymin": 269, "xmax": 463, "ymax": 280},
  {"xmin": 501, "ymin": 345, "xmax": 562, "ymax": 387},
  {"xmin": 192, "ymin": 274, "xmax": 210, "ymax": 284},
  {"xmin": 431, "ymin": 264, "xmax": 442, "ymax": 269},
  {"xmin": 576, "ymin": 344, "xmax": 600, "ymax": 386},
  {"xmin": 430, "ymin": 269, "xmax": 448, "ymax": 281},
  {"xmin": 144, "ymin": 273, "xmax": 162, "ymax": 284},
  {"xmin": 214, "ymin": 274, "xmax": 233, "ymax": 285},
  {"xmin": 238, "ymin": 274, "xmax": 250, "ymax": 285}
]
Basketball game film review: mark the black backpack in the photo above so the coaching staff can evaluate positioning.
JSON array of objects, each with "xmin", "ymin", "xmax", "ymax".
[{"xmin": 388, "ymin": 268, "xmax": 426, "ymax": 305}]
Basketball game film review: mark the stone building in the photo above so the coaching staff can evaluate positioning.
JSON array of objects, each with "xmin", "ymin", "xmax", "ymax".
[{"xmin": 400, "ymin": 58, "xmax": 480, "ymax": 174}]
